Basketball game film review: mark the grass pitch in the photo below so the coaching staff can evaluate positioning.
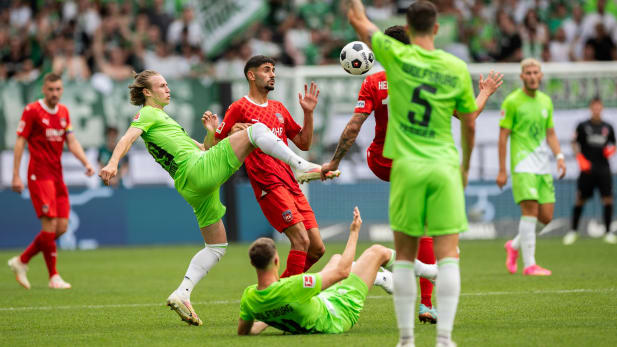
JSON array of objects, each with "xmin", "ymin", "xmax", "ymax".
[{"xmin": 1, "ymin": 239, "xmax": 616, "ymax": 346}]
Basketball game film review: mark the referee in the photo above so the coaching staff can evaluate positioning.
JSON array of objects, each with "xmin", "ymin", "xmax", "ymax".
[{"xmin": 564, "ymin": 97, "xmax": 617, "ymax": 245}]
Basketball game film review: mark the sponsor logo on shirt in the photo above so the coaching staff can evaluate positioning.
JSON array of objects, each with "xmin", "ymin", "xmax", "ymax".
[
  {"xmin": 303, "ymin": 275, "xmax": 315, "ymax": 288},
  {"xmin": 282, "ymin": 209, "xmax": 293, "ymax": 223},
  {"xmin": 356, "ymin": 100, "xmax": 365, "ymax": 108},
  {"xmin": 271, "ymin": 127, "xmax": 284, "ymax": 137},
  {"xmin": 275, "ymin": 113, "xmax": 285, "ymax": 124},
  {"xmin": 378, "ymin": 81, "xmax": 387, "ymax": 90},
  {"xmin": 46, "ymin": 128, "xmax": 65, "ymax": 141},
  {"xmin": 216, "ymin": 121, "xmax": 225, "ymax": 134}
]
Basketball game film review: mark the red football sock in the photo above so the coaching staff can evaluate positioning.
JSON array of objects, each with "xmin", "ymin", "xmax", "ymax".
[
  {"xmin": 280, "ymin": 250, "xmax": 307, "ymax": 278},
  {"xmin": 303, "ymin": 254, "xmax": 320, "ymax": 272},
  {"xmin": 39, "ymin": 231, "xmax": 58, "ymax": 278},
  {"xmin": 20, "ymin": 230, "xmax": 47, "ymax": 263},
  {"xmin": 418, "ymin": 237, "xmax": 436, "ymax": 308}
]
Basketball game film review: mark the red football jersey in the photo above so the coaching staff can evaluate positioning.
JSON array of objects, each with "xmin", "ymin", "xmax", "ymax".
[
  {"xmin": 215, "ymin": 96, "xmax": 302, "ymax": 198},
  {"xmin": 17, "ymin": 100, "xmax": 72, "ymax": 180},
  {"xmin": 354, "ymin": 71, "xmax": 389, "ymax": 156}
]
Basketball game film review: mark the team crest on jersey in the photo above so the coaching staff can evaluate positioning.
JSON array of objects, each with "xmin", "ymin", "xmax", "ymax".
[
  {"xmin": 303, "ymin": 275, "xmax": 315, "ymax": 288},
  {"xmin": 60, "ymin": 118, "xmax": 67, "ymax": 128},
  {"xmin": 282, "ymin": 209, "xmax": 293, "ymax": 223},
  {"xmin": 275, "ymin": 113, "xmax": 285, "ymax": 124},
  {"xmin": 133, "ymin": 113, "xmax": 140, "ymax": 121},
  {"xmin": 602, "ymin": 127, "xmax": 609, "ymax": 136},
  {"xmin": 216, "ymin": 121, "xmax": 225, "ymax": 134},
  {"xmin": 356, "ymin": 100, "xmax": 365, "ymax": 108},
  {"xmin": 42, "ymin": 205, "xmax": 49, "ymax": 214}
]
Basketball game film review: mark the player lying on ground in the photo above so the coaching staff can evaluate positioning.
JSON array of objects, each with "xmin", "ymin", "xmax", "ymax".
[
  {"xmin": 347, "ymin": 1, "xmax": 479, "ymax": 346},
  {"xmin": 9, "ymin": 72, "xmax": 95, "ymax": 290},
  {"xmin": 99, "ymin": 70, "xmax": 329, "ymax": 326},
  {"xmin": 214, "ymin": 56, "xmax": 340, "ymax": 278},
  {"xmin": 238, "ymin": 207, "xmax": 438, "ymax": 335},
  {"xmin": 321, "ymin": 25, "xmax": 503, "ymax": 323}
]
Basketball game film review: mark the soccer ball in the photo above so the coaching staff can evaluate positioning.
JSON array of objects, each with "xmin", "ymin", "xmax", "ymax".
[{"xmin": 340, "ymin": 41, "xmax": 375, "ymax": 75}]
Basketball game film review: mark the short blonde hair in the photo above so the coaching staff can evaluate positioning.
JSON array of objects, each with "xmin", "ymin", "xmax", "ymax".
[{"xmin": 521, "ymin": 58, "xmax": 541, "ymax": 72}]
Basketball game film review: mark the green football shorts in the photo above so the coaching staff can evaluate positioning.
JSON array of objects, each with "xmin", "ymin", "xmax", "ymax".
[
  {"xmin": 318, "ymin": 273, "xmax": 368, "ymax": 334},
  {"xmin": 389, "ymin": 157, "xmax": 468, "ymax": 237},
  {"xmin": 177, "ymin": 138, "xmax": 242, "ymax": 228},
  {"xmin": 511, "ymin": 172, "xmax": 555, "ymax": 204}
]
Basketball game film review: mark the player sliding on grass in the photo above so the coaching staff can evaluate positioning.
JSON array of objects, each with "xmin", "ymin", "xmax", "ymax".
[
  {"xmin": 238, "ymin": 207, "xmax": 438, "ymax": 335},
  {"xmin": 99, "ymin": 70, "xmax": 329, "ymax": 326},
  {"xmin": 214, "ymin": 56, "xmax": 340, "ymax": 278},
  {"xmin": 347, "ymin": 1, "xmax": 478, "ymax": 346},
  {"xmin": 321, "ymin": 25, "xmax": 503, "ymax": 324}
]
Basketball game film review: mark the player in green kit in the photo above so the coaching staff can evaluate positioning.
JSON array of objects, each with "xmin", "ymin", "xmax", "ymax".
[
  {"xmin": 237, "ymin": 207, "xmax": 439, "ymax": 335},
  {"xmin": 346, "ymin": 1, "xmax": 478, "ymax": 346},
  {"xmin": 99, "ymin": 70, "xmax": 328, "ymax": 326},
  {"xmin": 346, "ymin": 1, "xmax": 477, "ymax": 346},
  {"xmin": 497, "ymin": 59, "xmax": 566, "ymax": 276}
]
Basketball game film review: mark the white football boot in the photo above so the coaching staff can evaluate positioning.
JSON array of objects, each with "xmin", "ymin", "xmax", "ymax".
[
  {"xmin": 49, "ymin": 274, "xmax": 72, "ymax": 289},
  {"xmin": 166, "ymin": 290, "xmax": 203, "ymax": 326},
  {"xmin": 8, "ymin": 256, "xmax": 31, "ymax": 289}
]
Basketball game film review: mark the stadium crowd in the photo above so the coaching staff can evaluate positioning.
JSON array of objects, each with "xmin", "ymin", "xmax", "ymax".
[{"xmin": 1, "ymin": 0, "xmax": 616, "ymax": 83}]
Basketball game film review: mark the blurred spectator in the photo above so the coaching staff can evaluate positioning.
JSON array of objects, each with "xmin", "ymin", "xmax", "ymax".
[
  {"xmin": 52, "ymin": 36, "xmax": 90, "ymax": 81},
  {"xmin": 465, "ymin": 0, "xmax": 497, "ymax": 62},
  {"xmin": 214, "ymin": 48, "xmax": 245, "ymax": 80},
  {"xmin": 581, "ymin": 0, "xmax": 617, "ymax": 44},
  {"xmin": 435, "ymin": 0, "xmax": 469, "ymax": 61},
  {"xmin": 548, "ymin": 27, "xmax": 572, "ymax": 62},
  {"xmin": 76, "ymin": 0, "xmax": 101, "ymax": 38},
  {"xmin": 143, "ymin": 42, "xmax": 190, "ymax": 79},
  {"xmin": 366, "ymin": 0, "xmax": 396, "ymax": 21},
  {"xmin": 492, "ymin": 11, "xmax": 523, "ymax": 62},
  {"xmin": 548, "ymin": 3, "xmax": 569, "ymax": 35},
  {"xmin": 146, "ymin": 0, "xmax": 173, "ymax": 42},
  {"xmin": 298, "ymin": 0, "xmax": 332, "ymax": 30},
  {"xmin": 520, "ymin": 9, "xmax": 549, "ymax": 60},
  {"xmin": 250, "ymin": 25, "xmax": 282, "ymax": 59},
  {"xmin": 583, "ymin": 41, "xmax": 597, "ymax": 61},
  {"xmin": 94, "ymin": 44, "xmax": 133, "ymax": 81},
  {"xmin": 13, "ymin": 59, "xmax": 38, "ymax": 82},
  {"xmin": 586, "ymin": 23, "xmax": 617, "ymax": 61},
  {"xmin": 167, "ymin": 6, "xmax": 202, "ymax": 47},
  {"xmin": 9, "ymin": 0, "xmax": 31, "ymax": 29},
  {"xmin": 284, "ymin": 16, "xmax": 311, "ymax": 66},
  {"xmin": 98, "ymin": 127, "xmax": 128, "ymax": 188}
]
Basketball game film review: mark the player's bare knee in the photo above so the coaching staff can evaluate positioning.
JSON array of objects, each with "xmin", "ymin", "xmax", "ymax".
[
  {"xmin": 538, "ymin": 215, "xmax": 552, "ymax": 225},
  {"xmin": 289, "ymin": 234, "xmax": 310, "ymax": 251},
  {"xmin": 367, "ymin": 244, "xmax": 389, "ymax": 261},
  {"xmin": 310, "ymin": 243, "xmax": 326, "ymax": 259}
]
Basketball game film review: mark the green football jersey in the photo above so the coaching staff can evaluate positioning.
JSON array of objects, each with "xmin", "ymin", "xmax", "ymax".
[
  {"xmin": 371, "ymin": 31, "xmax": 477, "ymax": 165},
  {"xmin": 130, "ymin": 106, "xmax": 201, "ymax": 182},
  {"xmin": 239, "ymin": 273, "xmax": 340, "ymax": 334},
  {"xmin": 499, "ymin": 88, "xmax": 554, "ymax": 174}
]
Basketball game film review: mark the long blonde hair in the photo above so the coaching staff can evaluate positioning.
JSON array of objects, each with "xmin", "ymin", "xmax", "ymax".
[{"xmin": 128, "ymin": 70, "xmax": 159, "ymax": 106}]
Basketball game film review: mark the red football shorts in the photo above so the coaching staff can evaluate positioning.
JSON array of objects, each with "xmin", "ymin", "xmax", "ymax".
[
  {"xmin": 367, "ymin": 148, "xmax": 392, "ymax": 182},
  {"xmin": 28, "ymin": 178, "xmax": 70, "ymax": 219},
  {"xmin": 258, "ymin": 185, "xmax": 318, "ymax": 233}
]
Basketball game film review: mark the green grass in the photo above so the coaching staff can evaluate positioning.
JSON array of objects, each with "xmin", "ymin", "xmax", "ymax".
[{"xmin": 1, "ymin": 239, "xmax": 616, "ymax": 346}]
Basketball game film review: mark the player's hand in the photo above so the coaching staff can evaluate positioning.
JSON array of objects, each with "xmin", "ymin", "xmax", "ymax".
[
  {"xmin": 99, "ymin": 164, "xmax": 118, "ymax": 186},
  {"xmin": 11, "ymin": 175, "xmax": 24, "ymax": 193},
  {"xmin": 603, "ymin": 145, "xmax": 616, "ymax": 158},
  {"xmin": 201, "ymin": 111, "xmax": 219, "ymax": 133},
  {"xmin": 479, "ymin": 70, "xmax": 504, "ymax": 96},
  {"xmin": 230, "ymin": 123, "xmax": 251, "ymax": 134},
  {"xmin": 320, "ymin": 161, "xmax": 339, "ymax": 181},
  {"xmin": 557, "ymin": 158, "xmax": 566, "ymax": 179},
  {"xmin": 84, "ymin": 163, "xmax": 95, "ymax": 177},
  {"xmin": 299, "ymin": 81, "xmax": 320, "ymax": 113},
  {"xmin": 350, "ymin": 206, "xmax": 362, "ymax": 233},
  {"xmin": 496, "ymin": 170, "xmax": 508, "ymax": 189}
]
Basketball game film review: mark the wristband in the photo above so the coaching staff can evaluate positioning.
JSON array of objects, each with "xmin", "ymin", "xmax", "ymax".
[{"xmin": 556, "ymin": 153, "xmax": 565, "ymax": 160}]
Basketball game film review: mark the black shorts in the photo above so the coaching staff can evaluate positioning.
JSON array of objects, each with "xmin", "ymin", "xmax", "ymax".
[{"xmin": 577, "ymin": 169, "xmax": 613, "ymax": 199}]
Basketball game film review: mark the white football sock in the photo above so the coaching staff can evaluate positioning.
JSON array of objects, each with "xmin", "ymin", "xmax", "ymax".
[
  {"xmin": 393, "ymin": 260, "xmax": 416, "ymax": 341},
  {"xmin": 519, "ymin": 216, "xmax": 537, "ymax": 268},
  {"xmin": 414, "ymin": 259, "xmax": 437, "ymax": 281},
  {"xmin": 177, "ymin": 243, "xmax": 227, "ymax": 299},
  {"xmin": 436, "ymin": 257, "xmax": 460, "ymax": 343},
  {"xmin": 247, "ymin": 123, "xmax": 313, "ymax": 171},
  {"xmin": 511, "ymin": 234, "xmax": 521, "ymax": 250}
]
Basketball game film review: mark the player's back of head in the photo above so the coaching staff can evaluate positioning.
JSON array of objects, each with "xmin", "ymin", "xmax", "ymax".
[
  {"xmin": 249, "ymin": 237, "xmax": 277, "ymax": 270},
  {"xmin": 385, "ymin": 25, "xmax": 410, "ymax": 44},
  {"xmin": 244, "ymin": 55, "xmax": 277, "ymax": 80},
  {"xmin": 128, "ymin": 70, "xmax": 160, "ymax": 106},
  {"xmin": 406, "ymin": 0, "xmax": 438, "ymax": 36}
]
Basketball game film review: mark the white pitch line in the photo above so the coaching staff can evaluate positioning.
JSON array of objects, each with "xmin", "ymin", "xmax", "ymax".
[{"xmin": 1, "ymin": 288, "xmax": 614, "ymax": 312}]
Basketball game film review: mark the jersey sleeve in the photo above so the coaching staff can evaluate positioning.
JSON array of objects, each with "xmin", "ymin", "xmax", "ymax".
[
  {"xmin": 354, "ymin": 77, "xmax": 375, "ymax": 114},
  {"xmin": 288, "ymin": 273, "xmax": 322, "ymax": 302},
  {"xmin": 371, "ymin": 31, "xmax": 403, "ymax": 71},
  {"xmin": 215, "ymin": 103, "xmax": 242, "ymax": 140},
  {"xmin": 283, "ymin": 106, "xmax": 301, "ymax": 140},
  {"xmin": 499, "ymin": 97, "xmax": 515, "ymax": 130},
  {"xmin": 608, "ymin": 124, "xmax": 616, "ymax": 145},
  {"xmin": 130, "ymin": 108, "xmax": 158, "ymax": 133},
  {"xmin": 455, "ymin": 69, "xmax": 478, "ymax": 115},
  {"xmin": 546, "ymin": 97, "xmax": 554, "ymax": 129},
  {"xmin": 16, "ymin": 106, "xmax": 34, "ymax": 139},
  {"xmin": 239, "ymin": 288, "xmax": 254, "ymax": 321},
  {"xmin": 64, "ymin": 111, "xmax": 73, "ymax": 138},
  {"xmin": 574, "ymin": 123, "xmax": 584, "ymax": 145}
]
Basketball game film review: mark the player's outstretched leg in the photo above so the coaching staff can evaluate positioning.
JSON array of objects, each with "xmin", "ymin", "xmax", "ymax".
[
  {"xmin": 417, "ymin": 237, "xmax": 437, "ymax": 324},
  {"xmin": 350, "ymin": 244, "xmax": 395, "ymax": 294},
  {"xmin": 167, "ymin": 220, "xmax": 227, "ymax": 326},
  {"xmin": 234, "ymin": 123, "xmax": 340, "ymax": 183}
]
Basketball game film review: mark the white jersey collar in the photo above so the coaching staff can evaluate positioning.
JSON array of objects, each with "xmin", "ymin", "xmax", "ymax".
[
  {"xmin": 38, "ymin": 99, "xmax": 59, "ymax": 114},
  {"xmin": 244, "ymin": 95, "xmax": 268, "ymax": 107}
]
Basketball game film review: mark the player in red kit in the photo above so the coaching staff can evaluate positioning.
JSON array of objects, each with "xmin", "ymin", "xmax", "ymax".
[
  {"xmin": 8, "ymin": 73, "xmax": 95, "ymax": 290},
  {"xmin": 214, "ymin": 56, "xmax": 340, "ymax": 278},
  {"xmin": 321, "ymin": 26, "xmax": 503, "ymax": 324}
]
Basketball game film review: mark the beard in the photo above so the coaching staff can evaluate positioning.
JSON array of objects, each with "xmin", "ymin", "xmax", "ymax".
[{"xmin": 265, "ymin": 85, "xmax": 274, "ymax": 91}]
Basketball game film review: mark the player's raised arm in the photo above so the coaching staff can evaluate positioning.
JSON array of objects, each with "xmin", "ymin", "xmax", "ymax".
[
  {"xmin": 321, "ymin": 112, "xmax": 369, "ymax": 179},
  {"xmin": 66, "ymin": 133, "xmax": 95, "ymax": 176},
  {"xmin": 454, "ymin": 71, "xmax": 504, "ymax": 120},
  {"xmin": 292, "ymin": 82, "xmax": 319, "ymax": 151},
  {"xmin": 345, "ymin": 0, "xmax": 379, "ymax": 46},
  {"xmin": 318, "ymin": 207, "xmax": 361, "ymax": 289},
  {"xmin": 99, "ymin": 127, "xmax": 143, "ymax": 185}
]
